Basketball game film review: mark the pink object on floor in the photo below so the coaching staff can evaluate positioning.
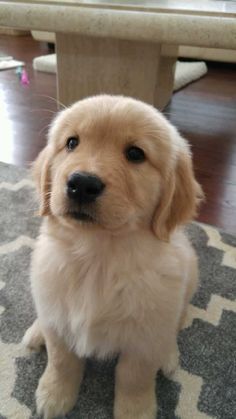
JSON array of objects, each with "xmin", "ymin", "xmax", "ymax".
[{"xmin": 21, "ymin": 69, "xmax": 29, "ymax": 85}]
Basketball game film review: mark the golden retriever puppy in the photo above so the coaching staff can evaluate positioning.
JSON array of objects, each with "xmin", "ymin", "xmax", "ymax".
[{"xmin": 23, "ymin": 95, "xmax": 203, "ymax": 419}]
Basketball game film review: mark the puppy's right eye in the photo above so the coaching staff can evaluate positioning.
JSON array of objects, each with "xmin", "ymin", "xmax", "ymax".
[
  {"xmin": 125, "ymin": 146, "xmax": 146, "ymax": 163},
  {"xmin": 66, "ymin": 136, "xmax": 79, "ymax": 151}
]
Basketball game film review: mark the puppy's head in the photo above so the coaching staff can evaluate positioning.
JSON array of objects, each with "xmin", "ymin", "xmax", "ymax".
[{"xmin": 34, "ymin": 95, "xmax": 203, "ymax": 239}]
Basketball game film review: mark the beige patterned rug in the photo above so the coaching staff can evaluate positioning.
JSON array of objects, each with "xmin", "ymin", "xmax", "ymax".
[{"xmin": 0, "ymin": 161, "xmax": 235, "ymax": 419}]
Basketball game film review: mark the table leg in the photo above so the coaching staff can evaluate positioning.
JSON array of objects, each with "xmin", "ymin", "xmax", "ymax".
[{"xmin": 56, "ymin": 33, "xmax": 178, "ymax": 110}]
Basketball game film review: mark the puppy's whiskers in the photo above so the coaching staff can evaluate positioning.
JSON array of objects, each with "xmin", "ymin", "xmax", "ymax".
[
  {"xmin": 30, "ymin": 108, "xmax": 57, "ymax": 115},
  {"xmin": 32, "ymin": 94, "xmax": 67, "ymax": 110}
]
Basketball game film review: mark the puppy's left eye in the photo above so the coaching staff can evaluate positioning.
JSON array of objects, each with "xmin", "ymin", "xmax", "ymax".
[
  {"xmin": 125, "ymin": 146, "xmax": 146, "ymax": 163},
  {"xmin": 66, "ymin": 136, "xmax": 79, "ymax": 151}
]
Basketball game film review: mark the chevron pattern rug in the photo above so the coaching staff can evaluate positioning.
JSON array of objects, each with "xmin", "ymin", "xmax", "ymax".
[{"xmin": 0, "ymin": 161, "xmax": 236, "ymax": 419}]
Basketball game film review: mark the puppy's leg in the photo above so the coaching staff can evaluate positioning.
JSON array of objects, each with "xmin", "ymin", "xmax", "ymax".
[
  {"xmin": 161, "ymin": 340, "xmax": 179, "ymax": 378},
  {"xmin": 179, "ymin": 257, "xmax": 199, "ymax": 330},
  {"xmin": 36, "ymin": 327, "xmax": 84, "ymax": 419},
  {"xmin": 163, "ymin": 257, "xmax": 199, "ymax": 378},
  {"xmin": 23, "ymin": 319, "xmax": 45, "ymax": 350},
  {"xmin": 114, "ymin": 352, "xmax": 157, "ymax": 419}
]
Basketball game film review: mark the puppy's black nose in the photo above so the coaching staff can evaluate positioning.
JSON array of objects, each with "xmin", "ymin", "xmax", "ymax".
[{"xmin": 67, "ymin": 172, "xmax": 105, "ymax": 204}]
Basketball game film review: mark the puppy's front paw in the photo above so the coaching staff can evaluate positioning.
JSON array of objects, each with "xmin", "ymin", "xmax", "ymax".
[
  {"xmin": 36, "ymin": 367, "xmax": 78, "ymax": 419},
  {"xmin": 114, "ymin": 391, "xmax": 157, "ymax": 419}
]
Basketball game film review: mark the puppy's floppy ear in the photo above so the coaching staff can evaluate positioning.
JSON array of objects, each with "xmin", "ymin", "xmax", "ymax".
[
  {"xmin": 152, "ymin": 143, "xmax": 203, "ymax": 241},
  {"xmin": 32, "ymin": 145, "xmax": 53, "ymax": 216}
]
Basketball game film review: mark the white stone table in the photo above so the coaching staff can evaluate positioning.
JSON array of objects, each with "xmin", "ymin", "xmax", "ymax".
[{"xmin": 0, "ymin": 0, "xmax": 236, "ymax": 108}]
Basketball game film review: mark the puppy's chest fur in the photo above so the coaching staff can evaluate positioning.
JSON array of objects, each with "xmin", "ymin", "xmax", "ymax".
[{"xmin": 33, "ymin": 228, "xmax": 188, "ymax": 359}]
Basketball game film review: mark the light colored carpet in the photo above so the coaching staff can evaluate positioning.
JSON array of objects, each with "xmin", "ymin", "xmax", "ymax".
[
  {"xmin": 33, "ymin": 54, "xmax": 207, "ymax": 92},
  {"xmin": 0, "ymin": 56, "xmax": 24, "ymax": 70},
  {"xmin": 173, "ymin": 61, "xmax": 207, "ymax": 91},
  {"xmin": 33, "ymin": 53, "xmax": 56, "ymax": 74}
]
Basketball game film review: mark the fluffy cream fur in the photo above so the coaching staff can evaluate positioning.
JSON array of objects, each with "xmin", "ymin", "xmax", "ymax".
[{"xmin": 23, "ymin": 95, "xmax": 203, "ymax": 419}]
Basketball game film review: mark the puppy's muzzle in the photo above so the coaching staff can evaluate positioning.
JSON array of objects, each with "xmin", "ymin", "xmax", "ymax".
[{"xmin": 67, "ymin": 172, "xmax": 105, "ymax": 204}]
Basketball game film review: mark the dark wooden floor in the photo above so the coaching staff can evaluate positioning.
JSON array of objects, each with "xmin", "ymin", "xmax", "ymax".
[{"xmin": 0, "ymin": 35, "xmax": 236, "ymax": 234}]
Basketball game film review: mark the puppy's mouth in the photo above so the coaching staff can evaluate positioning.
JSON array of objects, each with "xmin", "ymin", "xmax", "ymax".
[
  {"xmin": 69, "ymin": 211, "xmax": 94, "ymax": 223},
  {"xmin": 66, "ymin": 209, "xmax": 95, "ymax": 223}
]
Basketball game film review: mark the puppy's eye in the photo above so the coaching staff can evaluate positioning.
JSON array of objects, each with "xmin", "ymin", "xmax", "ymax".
[
  {"xmin": 125, "ymin": 146, "xmax": 146, "ymax": 163},
  {"xmin": 66, "ymin": 136, "xmax": 79, "ymax": 151}
]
